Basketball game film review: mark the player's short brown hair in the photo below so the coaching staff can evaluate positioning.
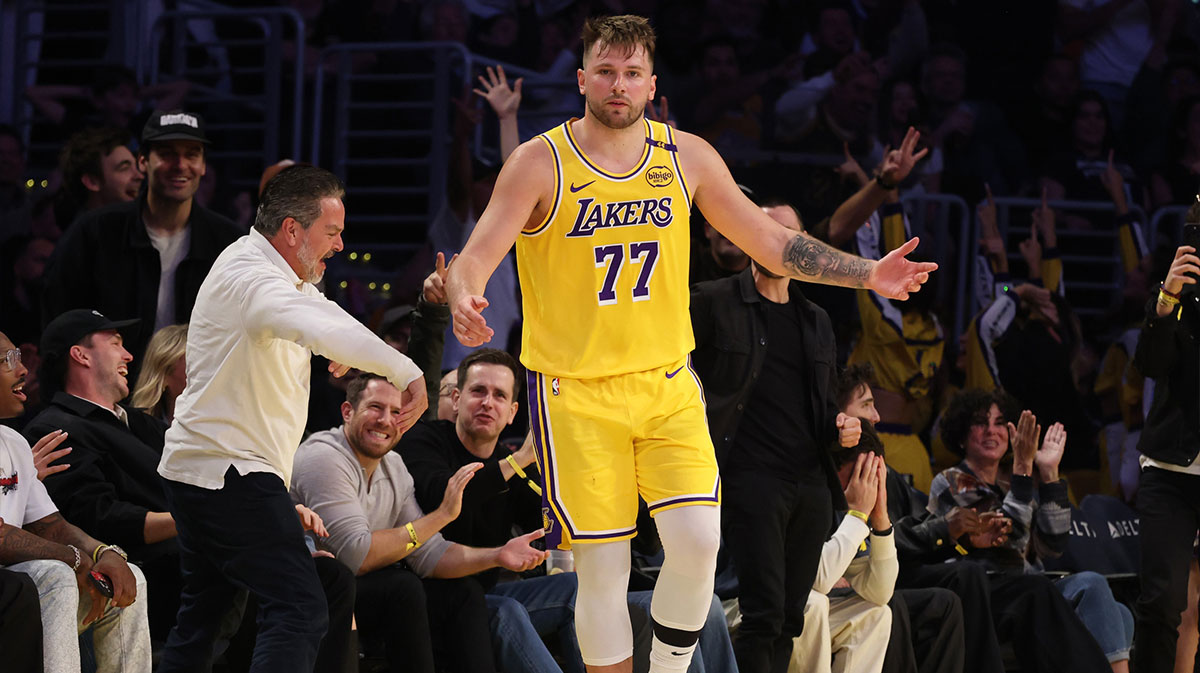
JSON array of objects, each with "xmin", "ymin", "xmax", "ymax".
[{"xmin": 581, "ymin": 15, "xmax": 656, "ymax": 66}]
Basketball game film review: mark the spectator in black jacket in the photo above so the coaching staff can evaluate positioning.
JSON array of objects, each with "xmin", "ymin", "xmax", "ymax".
[
  {"xmin": 689, "ymin": 198, "xmax": 861, "ymax": 673},
  {"xmin": 1132, "ymin": 203, "xmax": 1200, "ymax": 673},
  {"xmin": 40, "ymin": 110, "xmax": 241, "ymax": 371},
  {"xmin": 23, "ymin": 309, "xmax": 179, "ymax": 639}
]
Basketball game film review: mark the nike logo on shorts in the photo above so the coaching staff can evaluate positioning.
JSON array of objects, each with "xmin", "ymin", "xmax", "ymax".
[
  {"xmin": 665, "ymin": 365, "xmax": 685, "ymax": 379},
  {"xmin": 569, "ymin": 180, "xmax": 596, "ymax": 193}
]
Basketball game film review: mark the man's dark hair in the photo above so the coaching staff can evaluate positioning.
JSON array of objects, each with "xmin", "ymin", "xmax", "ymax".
[
  {"xmin": 758, "ymin": 196, "xmax": 804, "ymax": 230},
  {"xmin": 58, "ymin": 127, "xmax": 135, "ymax": 206},
  {"xmin": 456, "ymin": 348, "xmax": 522, "ymax": 399},
  {"xmin": 581, "ymin": 14, "xmax": 656, "ymax": 66},
  {"xmin": 254, "ymin": 164, "xmax": 345, "ymax": 236},
  {"xmin": 345, "ymin": 373, "xmax": 390, "ymax": 409},
  {"xmin": 939, "ymin": 388, "xmax": 1019, "ymax": 457},
  {"xmin": 835, "ymin": 362, "xmax": 876, "ymax": 412},
  {"xmin": 830, "ymin": 420, "xmax": 884, "ymax": 468}
]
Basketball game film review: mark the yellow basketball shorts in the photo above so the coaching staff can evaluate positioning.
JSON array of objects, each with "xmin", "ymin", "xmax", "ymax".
[{"xmin": 527, "ymin": 356, "xmax": 721, "ymax": 544}]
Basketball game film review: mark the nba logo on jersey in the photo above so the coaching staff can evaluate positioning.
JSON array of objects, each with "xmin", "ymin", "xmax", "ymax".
[{"xmin": 552, "ymin": 377, "xmax": 560, "ymax": 396}]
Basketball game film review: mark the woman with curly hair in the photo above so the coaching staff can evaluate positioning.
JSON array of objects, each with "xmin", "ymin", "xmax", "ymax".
[{"xmin": 932, "ymin": 388, "xmax": 1133, "ymax": 672}]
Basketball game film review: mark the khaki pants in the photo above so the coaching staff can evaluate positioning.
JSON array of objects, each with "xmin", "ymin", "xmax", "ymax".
[{"xmin": 789, "ymin": 591, "xmax": 890, "ymax": 673}]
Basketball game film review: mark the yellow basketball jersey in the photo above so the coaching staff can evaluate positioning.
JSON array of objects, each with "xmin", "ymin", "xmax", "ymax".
[{"xmin": 517, "ymin": 118, "xmax": 693, "ymax": 379}]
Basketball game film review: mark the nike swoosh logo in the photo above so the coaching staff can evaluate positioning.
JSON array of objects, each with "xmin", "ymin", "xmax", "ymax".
[
  {"xmin": 665, "ymin": 365, "xmax": 685, "ymax": 379},
  {"xmin": 670, "ymin": 651, "xmax": 688, "ymax": 656},
  {"xmin": 569, "ymin": 180, "xmax": 596, "ymax": 193}
]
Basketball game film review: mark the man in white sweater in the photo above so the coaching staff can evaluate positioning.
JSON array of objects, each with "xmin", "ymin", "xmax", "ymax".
[{"xmin": 791, "ymin": 424, "xmax": 897, "ymax": 673}]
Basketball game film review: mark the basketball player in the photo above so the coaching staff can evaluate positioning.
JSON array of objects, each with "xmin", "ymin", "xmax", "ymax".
[{"xmin": 446, "ymin": 15, "xmax": 936, "ymax": 673}]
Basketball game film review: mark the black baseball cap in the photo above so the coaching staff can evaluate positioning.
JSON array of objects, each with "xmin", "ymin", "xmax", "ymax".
[
  {"xmin": 141, "ymin": 110, "xmax": 210, "ymax": 145},
  {"xmin": 41, "ymin": 309, "xmax": 139, "ymax": 361}
]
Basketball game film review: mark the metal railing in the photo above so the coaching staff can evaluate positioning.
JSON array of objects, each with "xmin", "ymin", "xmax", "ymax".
[
  {"xmin": 901, "ymin": 193, "xmax": 974, "ymax": 343},
  {"xmin": 147, "ymin": 6, "xmax": 304, "ymax": 196},
  {"xmin": 987, "ymin": 197, "xmax": 1148, "ymax": 318},
  {"xmin": 311, "ymin": 41, "xmax": 470, "ymax": 245}
]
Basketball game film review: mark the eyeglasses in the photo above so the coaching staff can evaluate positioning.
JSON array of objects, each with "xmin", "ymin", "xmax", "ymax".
[{"xmin": 1, "ymin": 349, "xmax": 20, "ymax": 372}]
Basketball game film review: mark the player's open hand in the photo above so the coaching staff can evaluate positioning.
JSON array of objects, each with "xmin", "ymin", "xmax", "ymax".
[
  {"xmin": 452, "ymin": 294, "xmax": 494, "ymax": 346},
  {"xmin": 497, "ymin": 528, "xmax": 550, "ymax": 572},
  {"xmin": 868, "ymin": 237, "xmax": 938, "ymax": 300}
]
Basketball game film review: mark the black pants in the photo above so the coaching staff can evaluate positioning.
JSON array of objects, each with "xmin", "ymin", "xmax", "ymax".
[
  {"xmin": 882, "ymin": 588, "xmax": 964, "ymax": 673},
  {"xmin": 897, "ymin": 561, "xmax": 1002, "ymax": 673},
  {"xmin": 0, "ymin": 568, "xmax": 42, "ymax": 673},
  {"xmin": 989, "ymin": 573, "xmax": 1111, "ymax": 673},
  {"xmin": 1134, "ymin": 467, "xmax": 1200, "ymax": 673},
  {"xmin": 723, "ymin": 469, "xmax": 833, "ymax": 673},
  {"xmin": 355, "ymin": 565, "xmax": 497, "ymax": 673},
  {"xmin": 160, "ymin": 468, "xmax": 329, "ymax": 673}
]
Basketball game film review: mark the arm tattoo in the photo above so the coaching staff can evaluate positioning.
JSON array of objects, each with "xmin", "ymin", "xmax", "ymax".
[
  {"xmin": 0, "ymin": 522, "xmax": 75, "ymax": 566},
  {"xmin": 783, "ymin": 234, "xmax": 872, "ymax": 287}
]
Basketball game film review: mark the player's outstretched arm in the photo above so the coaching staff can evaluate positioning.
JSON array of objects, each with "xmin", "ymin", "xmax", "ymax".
[
  {"xmin": 683, "ymin": 132, "xmax": 936, "ymax": 300},
  {"xmin": 446, "ymin": 139, "xmax": 553, "ymax": 346}
]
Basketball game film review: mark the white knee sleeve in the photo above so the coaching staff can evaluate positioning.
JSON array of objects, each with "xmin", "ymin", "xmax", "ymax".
[
  {"xmin": 648, "ymin": 505, "xmax": 721, "ymax": 673},
  {"xmin": 650, "ymin": 505, "xmax": 721, "ymax": 631},
  {"xmin": 573, "ymin": 539, "xmax": 633, "ymax": 666}
]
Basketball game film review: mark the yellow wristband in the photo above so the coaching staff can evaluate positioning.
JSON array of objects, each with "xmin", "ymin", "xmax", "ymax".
[
  {"xmin": 846, "ymin": 510, "xmax": 869, "ymax": 523},
  {"xmin": 954, "ymin": 543, "xmax": 969, "ymax": 556},
  {"xmin": 505, "ymin": 453, "xmax": 528, "ymax": 479},
  {"xmin": 1159, "ymin": 291, "xmax": 1180, "ymax": 306},
  {"xmin": 405, "ymin": 522, "xmax": 422, "ymax": 551},
  {"xmin": 92, "ymin": 545, "xmax": 107, "ymax": 563}
]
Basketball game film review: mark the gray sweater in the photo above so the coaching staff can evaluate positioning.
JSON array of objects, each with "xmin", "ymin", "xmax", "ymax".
[{"xmin": 291, "ymin": 427, "xmax": 450, "ymax": 576}]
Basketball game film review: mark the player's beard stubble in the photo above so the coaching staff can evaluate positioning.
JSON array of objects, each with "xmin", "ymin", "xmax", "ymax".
[{"xmin": 587, "ymin": 95, "xmax": 646, "ymax": 130}]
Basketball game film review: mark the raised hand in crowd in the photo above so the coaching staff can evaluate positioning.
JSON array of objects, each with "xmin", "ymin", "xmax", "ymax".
[
  {"xmin": 836, "ymin": 413, "xmax": 863, "ymax": 448},
  {"xmin": 1008, "ymin": 409, "xmax": 1042, "ymax": 477},
  {"xmin": 977, "ymin": 183, "xmax": 1007, "ymax": 274},
  {"xmin": 474, "ymin": 65, "xmax": 522, "ymax": 161},
  {"xmin": 844, "ymin": 453, "xmax": 881, "ymax": 516},
  {"xmin": 1098, "ymin": 149, "xmax": 1128, "ymax": 215},
  {"xmin": 877, "ymin": 126, "xmax": 929, "ymax": 187},
  {"xmin": 646, "ymin": 96, "xmax": 675, "ymax": 129},
  {"xmin": 31, "ymin": 429, "xmax": 71, "ymax": 481},
  {"xmin": 422, "ymin": 251, "xmax": 458, "ymax": 305},
  {"xmin": 495, "ymin": 528, "xmax": 550, "ymax": 573},
  {"xmin": 1014, "ymin": 283, "xmax": 1060, "ymax": 326},
  {"xmin": 1018, "ymin": 213, "xmax": 1042, "ymax": 279},
  {"xmin": 834, "ymin": 141, "xmax": 870, "ymax": 187},
  {"xmin": 1035, "ymin": 422, "xmax": 1067, "ymax": 483}
]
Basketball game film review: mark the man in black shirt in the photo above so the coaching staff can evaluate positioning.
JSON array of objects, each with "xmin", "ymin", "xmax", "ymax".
[
  {"xmin": 690, "ymin": 199, "xmax": 861, "ymax": 673},
  {"xmin": 41, "ymin": 110, "xmax": 241, "ymax": 368}
]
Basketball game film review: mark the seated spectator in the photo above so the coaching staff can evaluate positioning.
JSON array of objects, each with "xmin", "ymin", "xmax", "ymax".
[
  {"xmin": 24, "ymin": 64, "xmax": 188, "ymax": 141},
  {"xmin": 1039, "ymin": 90, "xmax": 1139, "ymax": 230},
  {"xmin": 932, "ymin": 390, "xmax": 1134, "ymax": 672},
  {"xmin": 921, "ymin": 43, "xmax": 1025, "ymax": 200},
  {"xmin": 1151, "ymin": 95, "xmax": 1200, "ymax": 210},
  {"xmin": 675, "ymin": 34, "xmax": 781, "ymax": 154},
  {"xmin": 878, "ymin": 80, "xmax": 941, "ymax": 194},
  {"xmin": 129, "ymin": 323, "xmax": 188, "ymax": 424},
  {"xmin": 0, "ymin": 328, "xmax": 151, "ymax": 672},
  {"xmin": 40, "ymin": 110, "xmax": 241, "ymax": 371},
  {"xmin": 21, "ymin": 309, "xmax": 177, "ymax": 641},
  {"xmin": 291, "ymin": 373, "xmax": 548, "ymax": 673},
  {"xmin": 836, "ymin": 364, "xmax": 998, "ymax": 673},
  {"xmin": 790, "ymin": 430, "xmax": 903, "ymax": 673},
  {"xmin": 689, "ymin": 207, "xmax": 751, "ymax": 286},
  {"xmin": 0, "ymin": 234, "xmax": 55, "ymax": 349},
  {"xmin": 56, "ymin": 126, "xmax": 143, "ymax": 228},
  {"xmin": 0, "ymin": 125, "xmax": 32, "ymax": 238}
]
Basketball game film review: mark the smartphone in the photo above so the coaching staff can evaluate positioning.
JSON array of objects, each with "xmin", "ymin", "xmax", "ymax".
[
  {"xmin": 89, "ymin": 570, "xmax": 114, "ymax": 598},
  {"xmin": 1185, "ymin": 223, "xmax": 1200, "ymax": 251}
]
